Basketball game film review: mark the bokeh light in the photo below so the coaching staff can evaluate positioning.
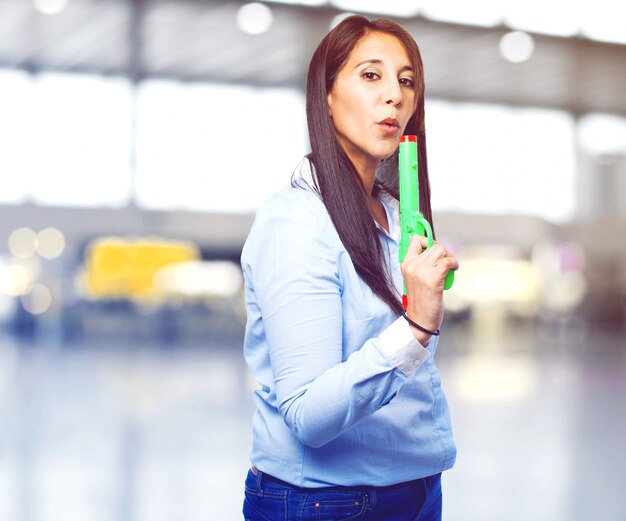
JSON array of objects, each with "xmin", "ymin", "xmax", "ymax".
[
  {"xmin": 236, "ymin": 3, "xmax": 273, "ymax": 35},
  {"xmin": 20, "ymin": 283, "xmax": 53, "ymax": 315},
  {"xmin": 499, "ymin": 31, "xmax": 535, "ymax": 63},
  {"xmin": 0, "ymin": 265, "xmax": 32, "ymax": 297},
  {"xmin": 36, "ymin": 228, "xmax": 66, "ymax": 259},
  {"xmin": 8, "ymin": 227, "xmax": 38, "ymax": 259}
]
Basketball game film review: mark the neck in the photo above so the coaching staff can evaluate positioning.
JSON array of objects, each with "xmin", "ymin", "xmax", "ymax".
[{"xmin": 351, "ymin": 158, "xmax": 378, "ymax": 198}]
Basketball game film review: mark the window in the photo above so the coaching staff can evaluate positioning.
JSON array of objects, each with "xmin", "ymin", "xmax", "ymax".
[
  {"xmin": 0, "ymin": 69, "xmax": 33, "ymax": 203},
  {"xmin": 426, "ymin": 100, "xmax": 576, "ymax": 223},
  {"xmin": 135, "ymin": 80, "xmax": 307, "ymax": 212},
  {"xmin": 29, "ymin": 73, "xmax": 133, "ymax": 207}
]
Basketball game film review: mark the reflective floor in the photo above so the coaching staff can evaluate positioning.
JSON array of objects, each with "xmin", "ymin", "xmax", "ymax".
[{"xmin": 0, "ymin": 314, "xmax": 624, "ymax": 521}]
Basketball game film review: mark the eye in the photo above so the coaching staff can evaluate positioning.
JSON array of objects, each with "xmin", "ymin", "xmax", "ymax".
[
  {"xmin": 399, "ymin": 77, "xmax": 415, "ymax": 88},
  {"xmin": 361, "ymin": 71, "xmax": 380, "ymax": 80}
]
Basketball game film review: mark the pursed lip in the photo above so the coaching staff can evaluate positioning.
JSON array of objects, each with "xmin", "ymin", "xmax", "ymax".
[{"xmin": 377, "ymin": 117, "xmax": 400, "ymax": 127}]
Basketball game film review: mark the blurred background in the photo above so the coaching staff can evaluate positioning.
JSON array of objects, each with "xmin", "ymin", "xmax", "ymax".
[{"xmin": 1, "ymin": 0, "xmax": 625, "ymax": 520}]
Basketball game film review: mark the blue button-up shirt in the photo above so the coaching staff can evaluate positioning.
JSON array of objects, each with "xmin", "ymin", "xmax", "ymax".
[{"xmin": 241, "ymin": 158, "xmax": 456, "ymax": 487}]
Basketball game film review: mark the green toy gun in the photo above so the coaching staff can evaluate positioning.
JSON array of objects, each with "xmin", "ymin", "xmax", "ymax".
[{"xmin": 398, "ymin": 135, "xmax": 454, "ymax": 309}]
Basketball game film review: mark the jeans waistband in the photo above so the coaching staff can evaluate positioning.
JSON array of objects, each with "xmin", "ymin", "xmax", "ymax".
[{"xmin": 250, "ymin": 466, "xmax": 437, "ymax": 493}]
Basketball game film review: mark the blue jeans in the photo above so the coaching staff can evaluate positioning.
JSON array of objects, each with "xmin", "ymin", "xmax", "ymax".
[{"xmin": 242, "ymin": 468, "xmax": 442, "ymax": 521}]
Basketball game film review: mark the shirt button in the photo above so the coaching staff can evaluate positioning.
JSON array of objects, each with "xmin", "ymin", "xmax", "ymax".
[{"xmin": 413, "ymin": 359, "xmax": 420, "ymax": 367}]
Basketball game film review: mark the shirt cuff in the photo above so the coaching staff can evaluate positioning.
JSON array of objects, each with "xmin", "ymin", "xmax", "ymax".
[{"xmin": 378, "ymin": 316, "xmax": 431, "ymax": 376}]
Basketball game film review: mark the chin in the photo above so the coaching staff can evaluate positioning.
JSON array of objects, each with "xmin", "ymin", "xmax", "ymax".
[{"xmin": 376, "ymin": 143, "xmax": 400, "ymax": 160}]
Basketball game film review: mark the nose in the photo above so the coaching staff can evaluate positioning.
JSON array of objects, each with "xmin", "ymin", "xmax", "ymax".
[{"xmin": 383, "ymin": 78, "xmax": 402, "ymax": 107}]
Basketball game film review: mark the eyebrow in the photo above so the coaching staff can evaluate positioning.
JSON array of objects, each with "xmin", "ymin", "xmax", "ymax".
[{"xmin": 354, "ymin": 59, "xmax": 414, "ymax": 73}]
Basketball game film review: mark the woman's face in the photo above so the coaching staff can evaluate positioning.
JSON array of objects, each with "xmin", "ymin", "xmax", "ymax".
[{"xmin": 327, "ymin": 31, "xmax": 417, "ymax": 174}]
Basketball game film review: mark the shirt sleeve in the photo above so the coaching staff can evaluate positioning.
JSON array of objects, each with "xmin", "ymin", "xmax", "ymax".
[
  {"xmin": 378, "ymin": 316, "xmax": 432, "ymax": 375},
  {"xmin": 245, "ymin": 192, "xmax": 431, "ymax": 448}
]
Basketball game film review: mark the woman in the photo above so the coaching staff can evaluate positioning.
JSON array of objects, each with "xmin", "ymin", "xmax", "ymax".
[{"xmin": 240, "ymin": 15, "xmax": 459, "ymax": 521}]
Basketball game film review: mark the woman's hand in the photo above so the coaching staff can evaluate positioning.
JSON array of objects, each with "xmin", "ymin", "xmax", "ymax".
[{"xmin": 400, "ymin": 235, "xmax": 459, "ymax": 345}]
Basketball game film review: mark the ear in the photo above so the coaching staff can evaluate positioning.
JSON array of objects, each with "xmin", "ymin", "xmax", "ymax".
[{"xmin": 327, "ymin": 92, "xmax": 333, "ymax": 117}]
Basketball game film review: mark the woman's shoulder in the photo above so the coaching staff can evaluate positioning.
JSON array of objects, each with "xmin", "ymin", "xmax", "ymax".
[
  {"xmin": 242, "ymin": 179, "xmax": 340, "ymax": 269},
  {"xmin": 255, "ymin": 158, "xmax": 328, "ymax": 226},
  {"xmin": 257, "ymin": 184, "xmax": 324, "ymax": 223}
]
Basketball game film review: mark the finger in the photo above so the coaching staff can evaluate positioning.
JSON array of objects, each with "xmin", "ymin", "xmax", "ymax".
[
  {"xmin": 434, "ymin": 256, "xmax": 459, "ymax": 273},
  {"xmin": 406, "ymin": 234, "xmax": 429, "ymax": 258},
  {"xmin": 421, "ymin": 243, "xmax": 447, "ymax": 262}
]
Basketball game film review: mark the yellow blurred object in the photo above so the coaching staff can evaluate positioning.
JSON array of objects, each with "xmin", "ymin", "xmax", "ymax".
[{"xmin": 84, "ymin": 237, "xmax": 199, "ymax": 298}]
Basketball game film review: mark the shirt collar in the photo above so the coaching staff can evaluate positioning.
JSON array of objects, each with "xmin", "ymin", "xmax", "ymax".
[
  {"xmin": 292, "ymin": 156, "xmax": 320, "ymax": 194},
  {"xmin": 377, "ymin": 190, "xmax": 400, "ymax": 242}
]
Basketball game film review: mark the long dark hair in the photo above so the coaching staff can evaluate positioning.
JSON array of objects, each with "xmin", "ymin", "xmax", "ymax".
[{"xmin": 301, "ymin": 15, "xmax": 434, "ymax": 316}]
